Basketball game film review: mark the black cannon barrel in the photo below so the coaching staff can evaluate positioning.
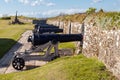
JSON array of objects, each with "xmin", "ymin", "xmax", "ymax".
[
  {"xmin": 34, "ymin": 24, "xmax": 59, "ymax": 29},
  {"xmin": 28, "ymin": 33, "xmax": 83, "ymax": 46},
  {"xmin": 33, "ymin": 19, "xmax": 47, "ymax": 24},
  {"xmin": 39, "ymin": 25, "xmax": 59, "ymax": 28},
  {"xmin": 33, "ymin": 28, "xmax": 63, "ymax": 34}
]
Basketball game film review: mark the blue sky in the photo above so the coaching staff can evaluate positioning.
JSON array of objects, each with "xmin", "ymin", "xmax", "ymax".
[{"xmin": 0, "ymin": 0, "xmax": 120, "ymax": 18}]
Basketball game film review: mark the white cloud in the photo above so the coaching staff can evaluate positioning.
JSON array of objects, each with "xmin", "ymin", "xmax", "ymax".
[
  {"xmin": 18, "ymin": 0, "xmax": 56, "ymax": 7},
  {"xmin": 22, "ymin": 8, "xmax": 86, "ymax": 18},
  {"xmin": 0, "ymin": 14, "xmax": 2, "ymax": 17},
  {"xmin": 4, "ymin": 0, "xmax": 12, "ymax": 3},
  {"xmin": 4, "ymin": 0, "xmax": 55, "ymax": 6},
  {"xmin": 30, "ymin": 0, "xmax": 56, "ymax": 7},
  {"xmin": 1, "ymin": 8, "xmax": 86, "ymax": 18},
  {"xmin": 92, "ymin": 0, "xmax": 103, "ymax": 3},
  {"xmin": 46, "ymin": 2, "xmax": 56, "ymax": 6},
  {"xmin": 18, "ymin": 0, "xmax": 29, "ymax": 4},
  {"xmin": 31, "ymin": 0, "xmax": 43, "ymax": 6},
  {"xmin": 31, "ymin": 1, "xmax": 39, "ymax": 6}
]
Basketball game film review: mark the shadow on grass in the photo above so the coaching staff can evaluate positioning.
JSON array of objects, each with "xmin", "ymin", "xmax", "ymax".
[{"xmin": 0, "ymin": 38, "xmax": 22, "ymax": 68}]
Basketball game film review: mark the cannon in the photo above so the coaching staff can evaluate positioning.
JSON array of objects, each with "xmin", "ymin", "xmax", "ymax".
[
  {"xmin": 28, "ymin": 33, "xmax": 83, "ymax": 46},
  {"xmin": 33, "ymin": 24, "xmax": 63, "ymax": 34},
  {"xmin": 12, "ymin": 32, "xmax": 83, "ymax": 70},
  {"xmin": 33, "ymin": 28, "xmax": 63, "ymax": 34},
  {"xmin": 33, "ymin": 19, "xmax": 47, "ymax": 24},
  {"xmin": 34, "ymin": 24, "xmax": 59, "ymax": 29},
  {"xmin": 39, "ymin": 24, "xmax": 59, "ymax": 28}
]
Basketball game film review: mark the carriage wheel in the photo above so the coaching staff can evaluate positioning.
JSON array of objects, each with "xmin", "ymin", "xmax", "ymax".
[{"xmin": 12, "ymin": 58, "xmax": 25, "ymax": 70}]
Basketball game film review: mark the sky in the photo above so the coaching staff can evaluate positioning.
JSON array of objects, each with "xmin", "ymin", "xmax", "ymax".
[{"xmin": 0, "ymin": 0, "xmax": 120, "ymax": 18}]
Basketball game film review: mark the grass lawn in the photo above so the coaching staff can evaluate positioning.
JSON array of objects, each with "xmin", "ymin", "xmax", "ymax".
[
  {"xmin": 59, "ymin": 42, "xmax": 75, "ymax": 50},
  {"xmin": 0, "ymin": 54, "xmax": 116, "ymax": 80},
  {"xmin": 0, "ymin": 19, "xmax": 33, "ymax": 58},
  {"xmin": 0, "ymin": 19, "xmax": 116, "ymax": 80}
]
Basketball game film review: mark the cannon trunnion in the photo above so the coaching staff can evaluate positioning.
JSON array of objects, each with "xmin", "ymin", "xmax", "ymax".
[{"xmin": 28, "ymin": 34, "xmax": 83, "ymax": 46}]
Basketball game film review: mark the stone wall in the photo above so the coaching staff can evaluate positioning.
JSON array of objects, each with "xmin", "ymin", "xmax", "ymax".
[
  {"xmin": 83, "ymin": 22, "xmax": 120, "ymax": 78},
  {"xmin": 47, "ymin": 19, "xmax": 120, "ymax": 79}
]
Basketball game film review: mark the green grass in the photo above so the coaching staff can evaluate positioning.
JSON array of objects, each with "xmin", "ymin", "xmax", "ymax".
[
  {"xmin": 0, "ymin": 54, "xmax": 116, "ymax": 80},
  {"xmin": 0, "ymin": 19, "xmax": 33, "ymax": 58},
  {"xmin": 0, "ymin": 18, "xmax": 116, "ymax": 80},
  {"xmin": 59, "ymin": 42, "xmax": 75, "ymax": 49},
  {"xmin": 48, "ymin": 11, "xmax": 120, "ymax": 30},
  {"xmin": 39, "ymin": 42, "xmax": 75, "ymax": 55}
]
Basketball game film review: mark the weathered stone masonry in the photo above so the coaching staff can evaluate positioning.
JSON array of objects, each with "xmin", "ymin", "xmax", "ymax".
[{"xmin": 47, "ymin": 19, "xmax": 120, "ymax": 79}]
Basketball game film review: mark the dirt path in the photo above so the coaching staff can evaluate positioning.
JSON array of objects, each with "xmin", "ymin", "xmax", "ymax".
[{"xmin": 0, "ymin": 30, "xmax": 47, "ymax": 74}]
